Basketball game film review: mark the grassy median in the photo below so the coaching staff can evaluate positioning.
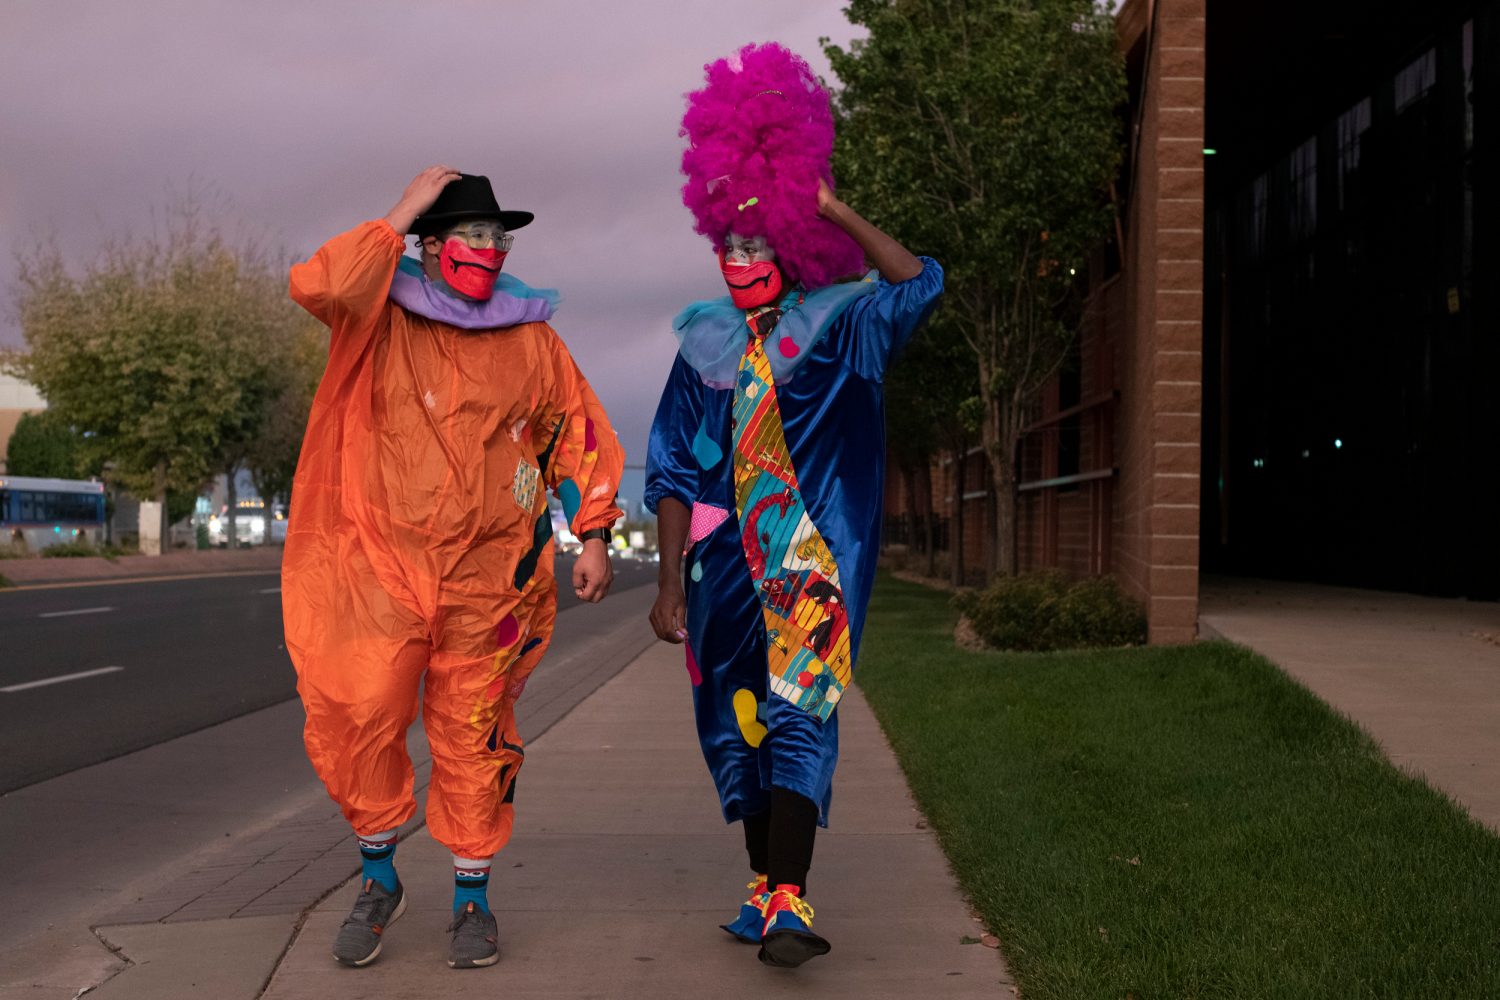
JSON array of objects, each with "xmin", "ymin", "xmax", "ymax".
[{"xmin": 857, "ymin": 574, "xmax": 1500, "ymax": 998}]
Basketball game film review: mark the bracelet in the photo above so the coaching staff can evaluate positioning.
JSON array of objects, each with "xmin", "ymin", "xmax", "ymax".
[{"xmin": 579, "ymin": 528, "xmax": 612, "ymax": 545}]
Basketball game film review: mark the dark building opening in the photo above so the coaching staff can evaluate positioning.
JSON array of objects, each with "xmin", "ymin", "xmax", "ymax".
[{"xmin": 1203, "ymin": 1, "xmax": 1499, "ymax": 598}]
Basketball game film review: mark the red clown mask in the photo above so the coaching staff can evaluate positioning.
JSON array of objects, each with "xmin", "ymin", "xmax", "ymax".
[
  {"xmin": 439, "ymin": 239, "xmax": 507, "ymax": 300},
  {"xmin": 718, "ymin": 248, "xmax": 784, "ymax": 309}
]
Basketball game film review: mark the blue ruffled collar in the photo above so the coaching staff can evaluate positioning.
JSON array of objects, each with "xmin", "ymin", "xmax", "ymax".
[{"xmin": 673, "ymin": 275, "xmax": 878, "ymax": 388}]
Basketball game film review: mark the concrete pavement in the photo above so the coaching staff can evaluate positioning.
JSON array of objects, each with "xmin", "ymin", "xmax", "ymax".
[
  {"xmin": 1200, "ymin": 575, "xmax": 1500, "ymax": 832},
  {"xmin": 35, "ymin": 636, "xmax": 1012, "ymax": 998},
  {"xmin": 259, "ymin": 641, "xmax": 1011, "ymax": 999},
  {"xmin": 0, "ymin": 585, "xmax": 660, "ymax": 998},
  {"xmin": 0, "ymin": 546, "xmax": 283, "ymax": 587}
]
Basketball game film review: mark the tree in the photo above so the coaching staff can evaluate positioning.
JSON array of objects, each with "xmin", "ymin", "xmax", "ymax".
[
  {"xmin": 11, "ymin": 205, "xmax": 304, "ymax": 552},
  {"xmin": 4, "ymin": 410, "xmax": 82, "ymax": 478},
  {"xmin": 827, "ymin": 0, "xmax": 1125, "ymax": 575},
  {"xmin": 884, "ymin": 319, "xmax": 980, "ymax": 584},
  {"xmin": 245, "ymin": 319, "xmax": 325, "ymax": 545}
]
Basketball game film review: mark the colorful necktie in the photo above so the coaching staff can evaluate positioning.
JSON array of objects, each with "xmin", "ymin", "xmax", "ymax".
[{"xmin": 732, "ymin": 305, "xmax": 851, "ymax": 721}]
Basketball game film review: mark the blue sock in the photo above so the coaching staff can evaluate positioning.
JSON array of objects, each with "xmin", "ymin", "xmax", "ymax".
[
  {"xmin": 454, "ymin": 859, "xmax": 492, "ymax": 914},
  {"xmin": 357, "ymin": 833, "xmax": 398, "ymax": 892}
]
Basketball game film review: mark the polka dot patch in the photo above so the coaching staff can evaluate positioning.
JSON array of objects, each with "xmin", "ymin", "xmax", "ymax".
[
  {"xmin": 495, "ymin": 614, "xmax": 519, "ymax": 649},
  {"xmin": 733, "ymin": 688, "xmax": 767, "ymax": 747},
  {"xmin": 558, "ymin": 478, "xmax": 582, "ymax": 523},
  {"xmin": 692, "ymin": 420, "xmax": 724, "ymax": 470}
]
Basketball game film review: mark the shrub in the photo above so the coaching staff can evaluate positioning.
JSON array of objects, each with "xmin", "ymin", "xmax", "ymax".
[
  {"xmin": 955, "ymin": 571, "xmax": 1145, "ymax": 651},
  {"xmin": 955, "ymin": 570, "xmax": 1070, "ymax": 652},
  {"xmin": 40, "ymin": 540, "xmax": 97, "ymax": 559},
  {"xmin": 1050, "ymin": 576, "xmax": 1147, "ymax": 649}
]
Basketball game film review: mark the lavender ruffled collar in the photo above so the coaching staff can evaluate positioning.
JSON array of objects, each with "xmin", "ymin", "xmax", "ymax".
[{"xmin": 388, "ymin": 256, "xmax": 559, "ymax": 329}]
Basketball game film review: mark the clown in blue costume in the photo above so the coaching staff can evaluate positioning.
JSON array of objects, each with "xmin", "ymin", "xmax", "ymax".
[{"xmin": 645, "ymin": 43, "xmax": 943, "ymax": 969}]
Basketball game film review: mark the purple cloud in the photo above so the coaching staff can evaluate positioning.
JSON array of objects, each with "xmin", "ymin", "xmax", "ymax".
[{"xmin": 0, "ymin": 1, "xmax": 865, "ymax": 503}]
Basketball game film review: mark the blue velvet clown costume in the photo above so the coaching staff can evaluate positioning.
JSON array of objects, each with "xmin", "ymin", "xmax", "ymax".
[{"xmin": 644, "ymin": 257, "xmax": 943, "ymax": 827}]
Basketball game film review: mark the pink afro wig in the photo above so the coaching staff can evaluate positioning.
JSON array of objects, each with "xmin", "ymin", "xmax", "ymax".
[{"xmin": 680, "ymin": 42, "xmax": 865, "ymax": 289}]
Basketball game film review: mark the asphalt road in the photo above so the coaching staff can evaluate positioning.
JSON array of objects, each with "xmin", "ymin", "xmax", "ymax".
[{"xmin": 0, "ymin": 554, "xmax": 659, "ymax": 795}]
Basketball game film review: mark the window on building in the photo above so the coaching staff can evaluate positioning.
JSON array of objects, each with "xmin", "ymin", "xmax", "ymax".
[
  {"xmin": 1058, "ymin": 340, "xmax": 1083, "ymax": 485},
  {"xmin": 1289, "ymin": 136, "xmax": 1318, "ymax": 245},
  {"xmin": 1248, "ymin": 173, "xmax": 1268, "ymax": 265},
  {"xmin": 1394, "ymin": 48, "xmax": 1436, "ymax": 113},
  {"xmin": 1464, "ymin": 21, "xmax": 1475, "ymax": 151},
  {"xmin": 1335, "ymin": 98, "xmax": 1372, "ymax": 214}
]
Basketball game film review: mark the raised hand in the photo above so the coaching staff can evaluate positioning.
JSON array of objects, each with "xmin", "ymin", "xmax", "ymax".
[
  {"xmin": 815, "ymin": 176, "xmax": 845, "ymax": 220},
  {"xmin": 383, "ymin": 165, "xmax": 462, "ymax": 235},
  {"xmin": 815, "ymin": 175, "xmax": 922, "ymax": 283}
]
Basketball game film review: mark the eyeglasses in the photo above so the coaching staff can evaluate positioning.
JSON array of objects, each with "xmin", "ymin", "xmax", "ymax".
[{"xmin": 445, "ymin": 225, "xmax": 514, "ymax": 251}]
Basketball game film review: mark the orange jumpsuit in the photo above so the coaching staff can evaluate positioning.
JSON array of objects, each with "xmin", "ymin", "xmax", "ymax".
[{"xmin": 283, "ymin": 220, "xmax": 624, "ymax": 860}]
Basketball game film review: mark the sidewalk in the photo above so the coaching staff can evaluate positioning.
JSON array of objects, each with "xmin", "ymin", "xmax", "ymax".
[
  {"xmin": 1200, "ymin": 575, "xmax": 1500, "ymax": 832},
  {"xmin": 249, "ymin": 641, "xmax": 1010, "ymax": 999},
  {"xmin": 0, "ymin": 588, "xmax": 657, "ymax": 1000},
  {"xmin": 0, "ymin": 546, "xmax": 281, "ymax": 586}
]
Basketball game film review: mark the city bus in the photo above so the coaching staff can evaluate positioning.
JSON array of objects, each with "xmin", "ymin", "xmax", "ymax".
[{"xmin": 0, "ymin": 475, "xmax": 106, "ymax": 551}]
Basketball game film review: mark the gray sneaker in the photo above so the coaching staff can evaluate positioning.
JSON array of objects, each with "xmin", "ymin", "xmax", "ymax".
[
  {"xmin": 332, "ymin": 878, "xmax": 407, "ymax": 966},
  {"xmin": 447, "ymin": 901, "xmax": 500, "ymax": 968}
]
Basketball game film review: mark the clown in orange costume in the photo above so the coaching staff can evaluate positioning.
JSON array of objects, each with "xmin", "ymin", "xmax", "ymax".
[{"xmin": 283, "ymin": 167, "xmax": 623, "ymax": 970}]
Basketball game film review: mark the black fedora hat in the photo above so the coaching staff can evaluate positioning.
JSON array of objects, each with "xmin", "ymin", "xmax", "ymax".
[{"xmin": 412, "ymin": 173, "xmax": 534, "ymax": 236}]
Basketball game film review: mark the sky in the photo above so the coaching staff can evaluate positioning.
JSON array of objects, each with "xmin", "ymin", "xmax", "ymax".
[{"xmin": 0, "ymin": 1, "xmax": 866, "ymax": 505}]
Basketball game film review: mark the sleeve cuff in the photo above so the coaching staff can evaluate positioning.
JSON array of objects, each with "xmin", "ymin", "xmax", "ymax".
[
  {"xmin": 370, "ymin": 218, "xmax": 407, "ymax": 249},
  {"xmin": 642, "ymin": 486, "xmax": 694, "ymax": 517}
]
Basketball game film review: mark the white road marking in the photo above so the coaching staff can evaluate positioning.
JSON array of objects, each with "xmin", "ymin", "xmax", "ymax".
[
  {"xmin": 258, "ymin": 587, "xmax": 281, "ymax": 594},
  {"xmin": 2, "ymin": 666, "xmax": 124, "ymax": 693},
  {"xmin": 37, "ymin": 606, "xmax": 116, "ymax": 619}
]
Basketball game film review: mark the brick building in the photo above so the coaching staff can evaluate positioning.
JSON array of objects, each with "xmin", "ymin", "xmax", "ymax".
[{"xmin": 886, "ymin": 0, "xmax": 1497, "ymax": 641}]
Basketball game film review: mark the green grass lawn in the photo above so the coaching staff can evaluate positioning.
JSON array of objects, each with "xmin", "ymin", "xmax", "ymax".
[{"xmin": 857, "ymin": 575, "xmax": 1500, "ymax": 998}]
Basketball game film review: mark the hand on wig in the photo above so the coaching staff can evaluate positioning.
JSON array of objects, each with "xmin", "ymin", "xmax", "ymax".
[{"xmin": 815, "ymin": 176, "xmax": 845, "ymax": 221}]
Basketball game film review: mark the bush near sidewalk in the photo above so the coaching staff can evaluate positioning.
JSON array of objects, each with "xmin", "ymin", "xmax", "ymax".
[
  {"xmin": 39, "ymin": 540, "xmax": 96, "ymax": 558},
  {"xmin": 37, "ymin": 541, "xmax": 134, "ymax": 560},
  {"xmin": 955, "ymin": 570, "xmax": 1145, "ymax": 651},
  {"xmin": 859, "ymin": 574, "xmax": 1500, "ymax": 998}
]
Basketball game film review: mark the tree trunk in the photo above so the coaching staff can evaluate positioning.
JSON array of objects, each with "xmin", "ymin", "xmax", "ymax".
[
  {"xmin": 920, "ymin": 460, "xmax": 937, "ymax": 578},
  {"xmin": 153, "ymin": 463, "xmax": 168, "ymax": 557},
  {"xmin": 979, "ymin": 385, "xmax": 1020, "ymax": 578},
  {"xmin": 993, "ymin": 457, "xmax": 1016, "ymax": 577},
  {"xmin": 225, "ymin": 464, "xmax": 238, "ymax": 550},
  {"xmin": 903, "ymin": 463, "xmax": 920, "ymax": 559},
  {"xmin": 949, "ymin": 453, "xmax": 965, "ymax": 588}
]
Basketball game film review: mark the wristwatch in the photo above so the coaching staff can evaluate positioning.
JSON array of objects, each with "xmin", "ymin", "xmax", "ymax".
[{"xmin": 579, "ymin": 527, "xmax": 612, "ymax": 545}]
